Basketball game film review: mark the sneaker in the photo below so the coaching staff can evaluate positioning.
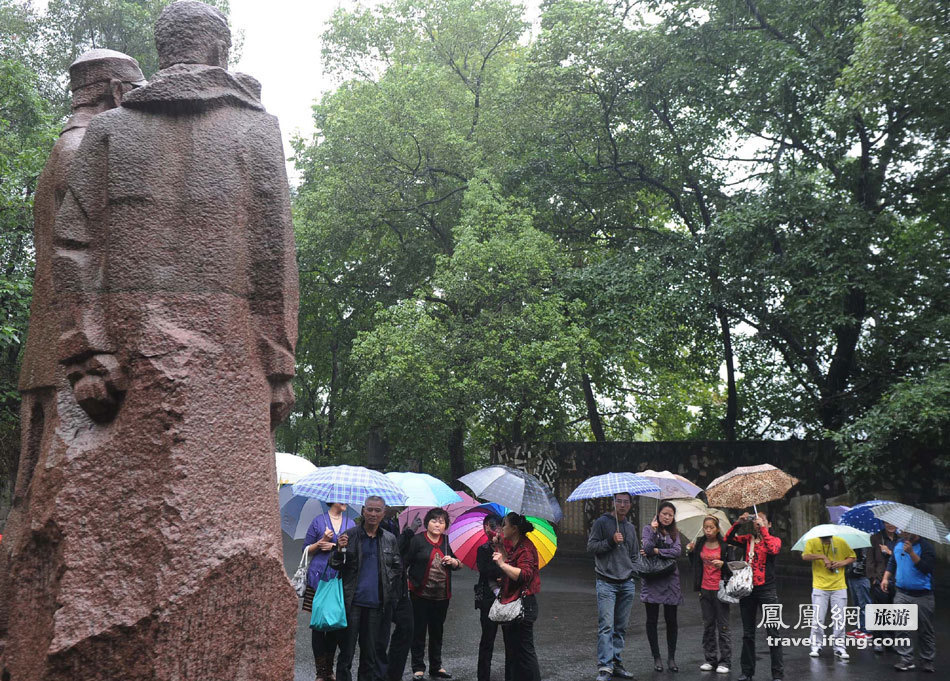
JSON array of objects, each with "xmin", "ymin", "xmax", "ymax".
[
  {"xmin": 612, "ymin": 666, "xmax": 634, "ymax": 679},
  {"xmin": 920, "ymin": 662, "xmax": 935, "ymax": 673},
  {"xmin": 873, "ymin": 643, "xmax": 884, "ymax": 653},
  {"xmin": 809, "ymin": 649, "xmax": 820, "ymax": 658},
  {"xmin": 597, "ymin": 670, "xmax": 612, "ymax": 681},
  {"xmin": 894, "ymin": 661, "xmax": 916, "ymax": 672},
  {"xmin": 700, "ymin": 663, "xmax": 714, "ymax": 671},
  {"xmin": 834, "ymin": 650, "xmax": 850, "ymax": 660},
  {"xmin": 846, "ymin": 630, "xmax": 859, "ymax": 637},
  {"xmin": 716, "ymin": 666, "xmax": 730, "ymax": 674}
]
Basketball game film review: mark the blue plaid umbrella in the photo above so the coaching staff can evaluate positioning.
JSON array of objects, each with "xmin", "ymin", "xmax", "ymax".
[
  {"xmin": 458, "ymin": 466, "xmax": 563, "ymax": 523},
  {"xmin": 840, "ymin": 499, "xmax": 890, "ymax": 534},
  {"xmin": 384, "ymin": 472, "xmax": 461, "ymax": 507},
  {"xmin": 566, "ymin": 472, "xmax": 662, "ymax": 502},
  {"xmin": 292, "ymin": 465, "xmax": 408, "ymax": 506},
  {"xmin": 278, "ymin": 484, "xmax": 358, "ymax": 539}
]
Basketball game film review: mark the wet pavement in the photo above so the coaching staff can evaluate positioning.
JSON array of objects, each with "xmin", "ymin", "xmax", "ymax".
[{"xmin": 285, "ymin": 538, "xmax": 948, "ymax": 680}]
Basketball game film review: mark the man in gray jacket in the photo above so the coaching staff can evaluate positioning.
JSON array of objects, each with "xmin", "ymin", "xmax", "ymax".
[{"xmin": 588, "ymin": 492, "xmax": 640, "ymax": 681}]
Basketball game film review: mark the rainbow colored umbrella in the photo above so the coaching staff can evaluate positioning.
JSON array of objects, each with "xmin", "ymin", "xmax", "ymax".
[{"xmin": 449, "ymin": 503, "xmax": 558, "ymax": 570}]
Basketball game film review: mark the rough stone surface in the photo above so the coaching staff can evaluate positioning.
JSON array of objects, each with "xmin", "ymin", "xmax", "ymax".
[
  {"xmin": 788, "ymin": 493, "xmax": 824, "ymax": 546},
  {"xmin": 0, "ymin": 4, "xmax": 298, "ymax": 679}
]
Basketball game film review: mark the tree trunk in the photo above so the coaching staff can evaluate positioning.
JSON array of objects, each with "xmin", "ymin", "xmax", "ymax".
[
  {"xmin": 366, "ymin": 427, "xmax": 389, "ymax": 471},
  {"xmin": 581, "ymin": 373, "xmax": 606, "ymax": 442},
  {"xmin": 717, "ymin": 307, "xmax": 738, "ymax": 440},
  {"xmin": 448, "ymin": 423, "xmax": 466, "ymax": 484}
]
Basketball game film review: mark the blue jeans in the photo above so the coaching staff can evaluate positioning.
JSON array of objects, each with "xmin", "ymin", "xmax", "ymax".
[
  {"xmin": 848, "ymin": 576, "xmax": 872, "ymax": 632},
  {"xmin": 596, "ymin": 578, "xmax": 637, "ymax": 669}
]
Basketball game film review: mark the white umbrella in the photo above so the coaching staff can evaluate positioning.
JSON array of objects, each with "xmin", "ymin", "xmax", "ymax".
[
  {"xmin": 872, "ymin": 503, "xmax": 950, "ymax": 544},
  {"xmin": 670, "ymin": 498, "xmax": 731, "ymax": 544},
  {"xmin": 275, "ymin": 452, "xmax": 317, "ymax": 486},
  {"xmin": 638, "ymin": 470, "xmax": 702, "ymax": 500}
]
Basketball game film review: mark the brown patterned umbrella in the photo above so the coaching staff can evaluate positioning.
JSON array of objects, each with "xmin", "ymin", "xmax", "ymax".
[{"xmin": 705, "ymin": 464, "xmax": 799, "ymax": 510}]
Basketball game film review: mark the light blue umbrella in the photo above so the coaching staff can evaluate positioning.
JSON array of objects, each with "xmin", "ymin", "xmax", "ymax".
[
  {"xmin": 566, "ymin": 472, "xmax": 662, "ymax": 502},
  {"xmin": 459, "ymin": 465, "xmax": 563, "ymax": 523},
  {"xmin": 385, "ymin": 472, "xmax": 462, "ymax": 507},
  {"xmin": 791, "ymin": 523, "xmax": 872, "ymax": 551},
  {"xmin": 840, "ymin": 499, "xmax": 890, "ymax": 533},
  {"xmin": 278, "ymin": 484, "xmax": 358, "ymax": 539},
  {"xmin": 292, "ymin": 465, "xmax": 408, "ymax": 506}
]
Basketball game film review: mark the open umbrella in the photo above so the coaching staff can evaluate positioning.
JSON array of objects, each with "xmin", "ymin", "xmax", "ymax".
[
  {"xmin": 791, "ymin": 524, "xmax": 872, "ymax": 551},
  {"xmin": 826, "ymin": 505, "xmax": 851, "ymax": 525},
  {"xmin": 398, "ymin": 490, "xmax": 481, "ymax": 534},
  {"xmin": 839, "ymin": 500, "xmax": 890, "ymax": 534},
  {"xmin": 292, "ymin": 465, "xmax": 408, "ymax": 506},
  {"xmin": 872, "ymin": 503, "xmax": 950, "ymax": 544},
  {"xmin": 566, "ymin": 471, "xmax": 662, "ymax": 532},
  {"xmin": 385, "ymin": 472, "xmax": 461, "ymax": 507},
  {"xmin": 458, "ymin": 465, "xmax": 562, "ymax": 522},
  {"xmin": 278, "ymin": 484, "xmax": 359, "ymax": 540},
  {"xmin": 638, "ymin": 470, "xmax": 702, "ymax": 500},
  {"xmin": 705, "ymin": 464, "xmax": 799, "ymax": 513},
  {"xmin": 670, "ymin": 498, "xmax": 731, "ymax": 544},
  {"xmin": 448, "ymin": 503, "xmax": 557, "ymax": 569},
  {"xmin": 275, "ymin": 452, "xmax": 317, "ymax": 486}
]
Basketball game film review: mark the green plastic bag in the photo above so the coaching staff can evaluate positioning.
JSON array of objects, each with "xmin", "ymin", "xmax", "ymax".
[{"xmin": 309, "ymin": 574, "xmax": 347, "ymax": 631}]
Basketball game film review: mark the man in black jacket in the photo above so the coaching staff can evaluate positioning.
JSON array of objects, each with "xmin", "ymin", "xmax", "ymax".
[{"xmin": 331, "ymin": 496, "xmax": 403, "ymax": 681}]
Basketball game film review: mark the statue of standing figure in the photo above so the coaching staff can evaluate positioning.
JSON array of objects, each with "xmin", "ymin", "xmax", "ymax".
[{"xmin": 1, "ymin": 2, "xmax": 299, "ymax": 679}]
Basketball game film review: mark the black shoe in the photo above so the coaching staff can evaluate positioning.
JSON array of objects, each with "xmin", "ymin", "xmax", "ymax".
[
  {"xmin": 653, "ymin": 658, "xmax": 663, "ymax": 672},
  {"xmin": 737, "ymin": 676, "xmax": 753, "ymax": 681},
  {"xmin": 613, "ymin": 665, "xmax": 635, "ymax": 679},
  {"xmin": 894, "ymin": 661, "xmax": 916, "ymax": 672},
  {"xmin": 667, "ymin": 659, "xmax": 679, "ymax": 673},
  {"xmin": 920, "ymin": 662, "xmax": 935, "ymax": 673},
  {"xmin": 430, "ymin": 671, "xmax": 452, "ymax": 680}
]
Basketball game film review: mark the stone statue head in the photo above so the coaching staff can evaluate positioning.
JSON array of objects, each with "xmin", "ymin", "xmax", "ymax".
[
  {"xmin": 155, "ymin": 1, "xmax": 231, "ymax": 70},
  {"xmin": 69, "ymin": 48, "xmax": 146, "ymax": 110}
]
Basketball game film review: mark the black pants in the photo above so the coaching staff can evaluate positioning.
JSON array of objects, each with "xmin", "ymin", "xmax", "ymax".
[
  {"xmin": 501, "ymin": 595, "xmax": 540, "ymax": 681},
  {"xmin": 312, "ymin": 628, "xmax": 346, "ymax": 672},
  {"xmin": 739, "ymin": 584, "xmax": 783, "ymax": 680},
  {"xmin": 337, "ymin": 605, "xmax": 385, "ymax": 681},
  {"xmin": 478, "ymin": 600, "xmax": 500, "ymax": 681},
  {"xmin": 377, "ymin": 588, "xmax": 414, "ymax": 681},
  {"xmin": 410, "ymin": 594, "xmax": 450, "ymax": 673},
  {"xmin": 700, "ymin": 589, "xmax": 731, "ymax": 665},
  {"xmin": 644, "ymin": 602, "xmax": 678, "ymax": 660}
]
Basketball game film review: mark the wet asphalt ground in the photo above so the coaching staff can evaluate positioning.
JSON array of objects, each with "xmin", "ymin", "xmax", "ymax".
[{"xmin": 285, "ymin": 537, "xmax": 948, "ymax": 681}]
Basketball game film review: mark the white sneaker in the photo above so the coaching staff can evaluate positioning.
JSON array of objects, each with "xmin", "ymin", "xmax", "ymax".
[
  {"xmin": 835, "ymin": 650, "xmax": 850, "ymax": 660},
  {"xmin": 700, "ymin": 663, "xmax": 714, "ymax": 671},
  {"xmin": 716, "ymin": 665, "xmax": 730, "ymax": 674},
  {"xmin": 809, "ymin": 649, "xmax": 820, "ymax": 658}
]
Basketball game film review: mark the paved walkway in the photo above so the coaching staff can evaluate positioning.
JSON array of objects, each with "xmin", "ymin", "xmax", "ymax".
[{"xmin": 286, "ymin": 538, "xmax": 947, "ymax": 680}]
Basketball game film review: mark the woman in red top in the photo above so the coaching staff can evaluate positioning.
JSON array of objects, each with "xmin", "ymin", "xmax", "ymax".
[
  {"xmin": 725, "ymin": 511, "xmax": 783, "ymax": 681},
  {"xmin": 492, "ymin": 512, "xmax": 541, "ymax": 681},
  {"xmin": 687, "ymin": 516, "xmax": 734, "ymax": 673},
  {"xmin": 405, "ymin": 508, "xmax": 462, "ymax": 679}
]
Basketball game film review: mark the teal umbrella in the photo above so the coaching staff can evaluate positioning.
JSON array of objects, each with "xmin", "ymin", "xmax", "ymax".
[{"xmin": 791, "ymin": 523, "xmax": 871, "ymax": 551}]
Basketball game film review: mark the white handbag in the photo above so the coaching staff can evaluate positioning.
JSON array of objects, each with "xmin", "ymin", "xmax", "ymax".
[
  {"xmin": 724, "ymin": 559, "xmax": 753, "ymax": 600},
  {"xmin": 291, "ymin": 547, "xmax": 310, "ymax": 597},
  {"xmin": 488, "ymin": 595, "xmax": 524, "ymax": 623}
]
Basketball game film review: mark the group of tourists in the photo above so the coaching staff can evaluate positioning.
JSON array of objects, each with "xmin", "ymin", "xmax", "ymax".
[
  {"xmin": 301, "ymin": 497, "xmax": 541, "ymax": 681},
  {"xmin": 299, "ymin": 493, "xmax": 936, "ymax": 681},
  {"xmin": 592, "ymin": 493, "xmax": 937, "ymax": 681}
]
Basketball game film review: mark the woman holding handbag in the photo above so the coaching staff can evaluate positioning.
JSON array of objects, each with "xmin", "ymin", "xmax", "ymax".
[
  {"xmin": 686, "ymin": 516, "xmax": 733, "ymax": 673},
  {"xmin": 493, "ymin": 512, "xmax": 542, "ymax": 681},
  {"xmin": 303, "ymin": 502, "xmax": 354, "ymax": 681},
  {"xmin": 641, "ymin": 501, "xmax": 683, "ymax": 672},
  {"xmin": 405, "ymin": 508, "xmax": 462, "ymax": 680}
]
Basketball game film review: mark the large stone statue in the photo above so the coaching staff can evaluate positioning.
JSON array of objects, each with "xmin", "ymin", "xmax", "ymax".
[
  {"xmin": 0, "ymin": 2, "xmax": 299, "ymax": 678},
  {"xmin": 0, "ymin": 46, "xmax": 145, "ymax": 667}
]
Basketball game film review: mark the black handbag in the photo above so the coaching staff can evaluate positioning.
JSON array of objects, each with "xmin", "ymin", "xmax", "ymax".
[{"xmin": 634, "ymin": 554, "xmax": 676, "ymax": 580}]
